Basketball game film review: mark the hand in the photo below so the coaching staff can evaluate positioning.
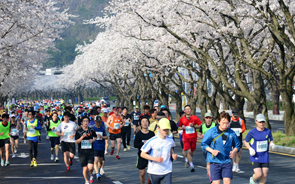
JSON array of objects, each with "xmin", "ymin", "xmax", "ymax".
[
  {"xmin": 143, "ymin": 140, "xmax": 147, "ymax": 144},
  {"xmin": 82, "ymin": 133, "xmax": 87, "ymax": 138},
  {"xmin": 69, "ymin": 135, "xmax": 75, "ymax": 139},
  {"xmin": 111, "ymin": 127, "xmax": 115, "ymax": 131},
  {"xmin": 249, "ymin": 147, "xmax": 256, "ymax": 156},
  {"xmin": 51, "ymin": 127, "xmax": 55, "ymax": 130},
  {"xmin": 270, "ymin": 142, "xmax": 275, "ymax": 150},
  {"xmin": 198, "ymin": 134, "xmax": 204, "ymax": 139},
  {"xmin": 229, "ymin": 150, "xmax": 236, "ymax": 159},
  {"xmin": 154, "ymin": 157, "xmax": 164, "ymax": 163},
  {"xmin": 172, "ymin": 154, "xmax": 177, "ymax": 160},
  {"xmin": 60, "ymin": 132, "xmax": 65, "ymax": 136},
  {"xmin": 32, "ymin": 125, "xmax": 35, "ymax": 129},
  {"xmin": 89, "ymin": 139, "xmax": 94, "ymax": 144},
  {"xmin": 211, "ymin": 150, "xmax": 220, "ymax": 157},
  {"xmin": 97, "ymin": 134, "xmax": 102, "ymax": 138},
  {"xmin": 189, "ymin": 123, "xmax": 194, "ymax": 127},
  {"xmin": 182, "ymin": 125, "xmax": 185, "ymax": 129},
  {"xmin": 0, "ymin": 132, "xmax": 3, "ymax": 136}
]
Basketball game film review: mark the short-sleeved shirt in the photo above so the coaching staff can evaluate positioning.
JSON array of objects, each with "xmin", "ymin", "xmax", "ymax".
[
  {"xmin": 57, "ymin": 121, "xmax": 77, "ymax": 143},
  {"xmin": 21, "ymin": 115, "xmax": 29, "ymax": 123},
  {"xmin": 178, "ymin": 115, "xmax": 202, "ymax": 139},
  {"xmin": 141, "ymin": 135, "xmax": 175, "ymax": 175},
  {"xmin": 92, "ymin": 125, "xmax": 106, "ymax": 151},
  {"xmin": 245, "ymin": 128, "xmax": 273, "ymax": 163},
  {"xmin": 75, "ymin": 127, "xmax": 97, "ymax": 156},
  {"xmin": 131, "ymin": 111, "xmax": 141, "ymax": 124}
]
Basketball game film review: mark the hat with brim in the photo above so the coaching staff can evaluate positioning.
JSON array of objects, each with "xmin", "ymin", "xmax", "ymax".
[
  {"xmin": 158, "ymin": 118, "xmax": 171, "ymax": 130},
  {"xmin": 135, "ymin": 106, "xmax": 139, "ymax": 109},
  {"xmin": 232, "ymin": 108, "xmax": 239, "ymax": 116},
  {"xmin": 205, "ymin": 112, "xmax": 212, "ymax": 118},
  {"xmin": 256, "ymin": 114, "xmax": 266, "ymax": 122}
]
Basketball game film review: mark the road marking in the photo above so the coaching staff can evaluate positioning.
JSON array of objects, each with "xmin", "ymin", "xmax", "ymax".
[
  {"xmin": 113, "ymin": 181, "xmax": 123, "ymax": 184},
  {"xmin": 177, "ymin": 155, "xmax": 183, "ymax": 158},
  {"xmin": 4, "ymin": 177, "xmax": 82, "ymax": 179},
  {"xmin": 9, "ymin": 163, "xmax": 64, "ymax": 166},
  {"xmin": 196, "ymin": 165, "xmax": 206, "ymax": 169}
]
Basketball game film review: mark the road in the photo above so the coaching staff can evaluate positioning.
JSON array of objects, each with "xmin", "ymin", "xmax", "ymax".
[{"xmin": 1, "ymin": 126, "xmax": 295, "ymax": 184}]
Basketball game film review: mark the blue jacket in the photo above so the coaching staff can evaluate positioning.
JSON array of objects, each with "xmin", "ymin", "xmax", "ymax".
[{"xmin": 201, "ymin": 126, "xmax": 241, "ymax": 164}]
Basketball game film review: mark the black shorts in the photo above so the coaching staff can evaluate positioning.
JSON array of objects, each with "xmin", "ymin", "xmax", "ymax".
[
  {"xmin": 94, "ymin": 150, "xmax": 105, "ymax": 158},
  {"xmin": 79, "ymin": 153, "xmax": 94, "ymax": 167},
  {"xmin": 252, "ymin": 162, "xmax": 269, "ymax": 169},
  {"xmin": 136, "ymin": 156, "xmax": 148, "ymax": 170},
  {"xmin": 61, "ymin": 141, "xmax": 75, "ymax": 154},
  {"xmin": 50, "ymin": 137, "xmax": 60, "ymax": 148},
  {"xmin": 109, "ymin": 133, "xmax": 121, "ymax": 140},
  {"xmin": 180, "ymin": 141, "xmax": 183, "ymax": 149},
  {"xmin": 0, "ymin": 138, "xmax": 10, "ymax": 147},
  {"xmin": 11, "ymin": 136, "xmax": 19, "ymax": 140}
]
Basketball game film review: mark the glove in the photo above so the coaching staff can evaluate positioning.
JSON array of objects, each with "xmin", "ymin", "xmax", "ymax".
[
  {"xmin": 270, "ymin": 142, "xmax": 275, "ymax": 150},
  {"xmin": 249, "ymin": 147, "xmax": 256, "ymax": 156}
]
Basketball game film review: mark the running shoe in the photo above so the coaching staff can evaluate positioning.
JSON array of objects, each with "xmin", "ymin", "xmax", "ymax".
[
  {"xmin": 24, "ymin": 139, "xmax": 26, "ymax": 144},
  {"xmin": 250, "ymin": 177, "xmax": 258, "ymax": 184},
  {"xmin": 100, "ymin": 168, "xmax": 105, "ymax": 175},
  {"xmin": 232, "ymin": 164, "xmax": 237, "ymax": 172},
  {"xmin": 54, "ymin": 157, "xmax": 59, "ymax": 162},
  {"xmin": 124, "ymin": 148, "xmax": 127, "ymax": 152},
  {"xmin": 96, "ymin": 173, "xmax": 101, "ymax": 181},
  {"xmin": 127, "ymin": 145, "xmax": 130, "ymax": 150},
  {"xmin": 30, "ymin": 161, "xmax": 34, "ymax": 167},
  {"xmin": 12, "ymin": 154, "xmax": 16, "ymax": 158},
  {"xmin": 105, "ymin": 150, "xmax": 108, "ymax": 155},
  {"xmin": 236, "ymin": 166, "xmax": 240, "ymax": 173},
  {"xmin": 147, "ymin": 178, "xmax": 152, "ymax": 184},
  {"xmin": 46, "ymin": 136, "xmax": 49, "ymax": 140},
  {"xmin": 110, "ymin": 150, "xmax": 114, "ymax": 155},
  {"xmin": 116, "ymin": 155, "xmax": 120, "ymax": 159},
  {"xmin": 5, "ymin": 161, "xmax": 10, "ymax": 166},
  {"xmin": 185, "ymin": 162, "xmax": 189, "ymax": 168},
  {"xmin": 1, "ymin": 159, "xmax": 4, "ymax": 166},
  {"xmin": 69, "ymin": 158, "xmax": 73, "ymax": 166},
  {"xmin": 89, "ymin": 174, "xmax": 94, "ymax": 183},
  {"xmin": 66, "ymin": 166, "xmax": 70, "ymax": 172},
  {"xmin": 33, "ymin": 159, "xmax": 37, "ymax": 167},
  {"xmin": 85, "ymin": 182, "xmax": 89, "ymax": 184},
  {"xmin": 14, "ymin": 148, "xmax": 17, "ymax": 153},
  {"xmin": 190, "ymin": 165, "xmax": 195, "ymax": 172},
  {"xmin": 51, "ymin": 154, "xmax": 54, "ymax": 160}
]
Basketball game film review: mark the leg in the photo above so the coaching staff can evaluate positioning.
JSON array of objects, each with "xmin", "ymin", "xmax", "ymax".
[
  {"xmin": 88, "ymin": 163, "xmax": 94, "ymax": 175},
  {"xmin": 162, "ymin": 173, "xmax": 172, "ymax": 184},
  {"xmin": 10, "ymin": 138, "xmax": 15, "ymax": 154},
  {"xmin": 94, "ymin": 157, "xmax": 99, "ymax": 174},
  {"xmin": 111, "ymin": 140, "xmax": 115, "ymax": 150},
  {"xmin": 14, "ymin": 138, "xmax": 19, "ymax": 150},
  {"xmin": 116, "ymin": 138, "xmax": 121, "ymax": 155},
  {"xmin": 121, "ymin": 132, "xmax": 127, "ymax": 149},
  {"xmin": 82, "ymin": 166, "xmax": 89, "ymax": 182},
  {"xmin": 186, "ymin": 149, "xmax": 192, "ymax": 162},
  {"xmin": 207, "ymin": 162, "xmax": 211, "ymax": 177},
  {"xmin": 0, "ymin": 147, "xmax": 3, "ymax": 160},
  {"xmin": 105, "ymin": 139, "xmax": 109, "ymax": 152},
  {"xmin": 28, "ymin": 140, "xmax": 33, "ymax": 160},
  {"xmin": 139, "ymin": 169, "xmax": 146, "ymax": 184},
  {"xmin": 64, "ymin": 151, "xmax": 69, "ymax": 167},
  {"xmin": 222, "ymin": 178, "xmax": 231, "ymax": 184},
  {"xmin": 55, "ymin": 145, "xmax": 59, "ymax": 157},
  {"xmin": 259, "ymin": 167, "xmax": 269, "ymax": 184},
  {"xmin": 253, "ymin": 168, "xmax": 263, "ymax": 182},
  {"xmin": 5, "ymin": 143, "xmax": 9, "ymax": 161},
  {"xmin": 150, "ymin": 174, "xmax": 163, "ymax": 184},
  {"xmin": 126, "ymin": 128, "xmax": 131, "ymax": 146},
  {"xmin": 33, "ymin": 141, "xmax": 38, "ymax": 159},
  {"xmin": 133, "ymin": 125, "xmax": 136, "ymax": 135}
]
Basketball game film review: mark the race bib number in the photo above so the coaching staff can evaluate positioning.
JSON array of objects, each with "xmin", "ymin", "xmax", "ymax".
[
  {"xmin": 28, "ymin": 128, "xmax": 35, "ymax": 134},
  {"xmin": 96, "ymin": 132, "xmax": 103, "ymax": 140},
  {"xmin": 231, "ymin": 128, "xmax": 241, "ymax": 137},
  {"xmin": 185, "ymin": 126, "xmax": 195, "ymax": 134},
  {"xmin": 11, "ymin": 128, "xmax": 18, "ymax": 136},
  {"xmin": 124, "ymin": 120, "xmax": 129, "ymax": 126},
  {"xmin": 64, "ymin": 132, "xmax": 72, "ymax": 139},
  {"xmin": 134, "ymin": 115, "xmax": 139, "ymax": 121},
  {"xmin": 114, "ymin": 123, "xmax": 120, "ymax": 129},
  {"xmin": 257, "ymin": 140, "xmax": 268, "ymax": 152},
  {"xmin": 81, "ymin": 140, "xmax": 92, "ymax": 149},
  {"xmin": 52, "ymin": 129, "xmax": 57, "ymax": 133}
]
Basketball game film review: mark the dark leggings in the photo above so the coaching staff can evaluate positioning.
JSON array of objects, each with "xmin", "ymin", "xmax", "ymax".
[
  {"xmin": 28, "ymin": 140, "xmax": 38, "ymax": 160},
  {"xmin": 121, "ymin": 127, "xmax": 131, "ymax": 148}
]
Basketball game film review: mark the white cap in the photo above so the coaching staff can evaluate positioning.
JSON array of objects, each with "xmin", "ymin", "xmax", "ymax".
[
  {"xmin": 103, "ymin": 108, "xmax": 109, "ymax": 113},
  {"xmin": 10, "ymin": 114, "xmax": 16, "ymax": 118},
  {"xmin": 256, "ymin": 114, "xmax": 266, "ymax": 122}
]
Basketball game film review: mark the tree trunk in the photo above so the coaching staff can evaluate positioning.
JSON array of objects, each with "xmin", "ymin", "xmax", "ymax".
[
  {"xmin": 174, "ymin": 95, "xmax": 182, "ymax": 122},
  {"xmin": 273, "ymin": 85, "xmax": 280, "ymax": 115}
]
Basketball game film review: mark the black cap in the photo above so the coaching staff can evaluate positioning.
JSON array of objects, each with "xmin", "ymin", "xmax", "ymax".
[
  {"xmin": 95, "ymin": 115, "xmax": 102, "ymax": 122},
  {"xmin": 232, "ymin": 108, "xmax": 239, "ymax": 116}
]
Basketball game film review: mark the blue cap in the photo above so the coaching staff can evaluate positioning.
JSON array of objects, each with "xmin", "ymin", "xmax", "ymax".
[{"xmin": 160, "ymin": 105, "xmax": 165, "ymax": 109}]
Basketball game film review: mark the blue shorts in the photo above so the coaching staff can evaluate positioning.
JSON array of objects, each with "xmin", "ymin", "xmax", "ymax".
[
  {"xmin": 50, "ymin": 137, "xmax": 60, "ymax": 148},
  {"xmin": 94, "ymin": 149, "xmax": 105, "ymax": 158},
  {"xmin": 210, "ymin": 162, "xmax": 233, "ymax": 181}
]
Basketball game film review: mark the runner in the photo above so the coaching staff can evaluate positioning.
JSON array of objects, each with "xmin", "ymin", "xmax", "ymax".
[
  {"xmin": 141, "ymin": 118, "xmax": 177, "ymax": 184},
  {"xmin": 160, "ymin": 108, "xmax": 178, "ymax": 139},
  {"xmin": 56, "ymin": 111, "xmax": 77, "ymax": 172},
  {"xmin": 106, "ymin": 107, "xmax": 123, "ymax": 159},
  {"xmin": 197, "ymin": 112, "xmax": 217, "ymax": 182},
  {"xmin": 101, "ymin": 108, "xmax": 109, "ymax": 155},
  {"xmin": 244, "ymin": 114, "xmax": 275, "ymax": 184},
  {"xmin": 201, "ymin": 111, "xmax": 241, "ymax": 184},
  {"xmin": 47, "ymin": 112, "xmax": 61, "ymax": 162},
  {"xmin": 92, "ymin": 115, "xmax": 108, "ymax": 181},
  {"xmin": 25, "ymin": 110, "xmax": 42, "ymax": 167},
  {"xmin": 176, "ymin": 111, "xmax": 187, "ymax": 167},
  {"xmin": 134, "ymin": 115, "xmax": 155, "ymax": 184},
  {"xmin": 10, "ymin": 114, "xmax": 21, "ymax": 158},
  {"xmin": 131, "ymin": 106, "xmax": 141, "ymax": 139},
  {"xmin": 75, "ymin": 116, "xmax": 97, "ymax": 184},
  {"xmin": 0, "ymin": 114, "xmax": 11, "ymax": 166},
  {"xmin": 139, "ymin": 105, "xmax": 151, "ymax": 119},
  {"xmin": 149, "ymin": 111, "xmax": 165, "ymax": 135},
  {"xmin": 230, "ymin": 108, "xmax": 246, "ymax": 173},
  {"xmin": 121, "ymin": 107, "xmax": 132, "ymax": 151},
  {"xmin": 178, "ymin": 105, "xmax": 202, "ymax": 172},
  {"xmin": 21, "ymin": 109, "xmax": 29, "ymax": 144}
]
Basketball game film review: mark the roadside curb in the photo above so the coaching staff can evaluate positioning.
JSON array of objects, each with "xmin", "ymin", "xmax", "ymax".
[{"xmin": 271, "ymin": 145, "xmax": 295, "ymax": 155}]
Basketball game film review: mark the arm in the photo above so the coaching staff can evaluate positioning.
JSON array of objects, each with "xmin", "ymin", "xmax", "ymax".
[
  {"xmin": 141, "ymin": 152, "xmax": 163, "ymax": 163},
  {"xmin": 198, "ymin": 126, "xmax": 203, "ymax": 139},
  {"xmin": 170, "ymin": 147, "xmax": 177, "ymax": 160},
  {"xmin": 201, "ymin": 130, "xmax": 219, "ymax": 156},
  {"xmin": 34, "ymin": 121, "xmax": 42, "ymax": 130},
  {"xmin": 106, "ymin": 116, "xmax": 115, "ymax": 130},
  {"xmin": 193, "ymin": 116, "xmax": 202, "ymax": 129},
  {"xmin": 75, "ymin": 133, "xmax": 85, "ymax": 144},
  {"xmin": 241, "ymin": 119, "xmax": 246, "ymax": 133}
]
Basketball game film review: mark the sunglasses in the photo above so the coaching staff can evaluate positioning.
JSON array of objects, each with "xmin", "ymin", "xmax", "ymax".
[
  {"xmin": 258, "ymin": 121, "xmax": 265, "ymax": 123},
  {"xmin": 205, "ymin": 117, "xmax": 212, "ymax": 119}
]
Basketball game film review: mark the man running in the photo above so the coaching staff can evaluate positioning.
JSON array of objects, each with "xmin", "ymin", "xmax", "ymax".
[
  {"xmin": 121, "ymin": 107, "xmax": 132, "ymax": 151},
  {"xmin": 92, "ymin": 115, "xmax": 108, "ymax": 181},
  {"xmin": 47, "ymin": 112, "xmax": 61, "ymax": 162},
  {"xmin": 245, "ymin": 114, "xmax": 275, "ymax": 184},
  {"xmin": 75, "ymin": 116, "xmax": 97, "ymax": 184},
  {"xmin": 134, "ymin": 115, "xmax": 155, "ymax": 184},
  {"xmin": 106, "ymin": 107, "xmax": 123, "ymax": 159},
  {"xmin": 176, "ymin": 111, "xmax": 187, "ymax": 167},
  {"xmin": 56, "ymin": 111, "xmax": 77, "ymax": 172},
  {"xmin": 10, "ymin": 114, "xmax": 21, "ymax": 158},
  {"xmin": 230, "ymin": 108, "xmax": 246, "ymax": 173},
  {"xmin": 201, "ymin": 111, "xmax": 241, "ymax": 184},
  {"xmin": 101, "ymin": 108, "xmax": 109, "ymax": 156},
  {"xmin": 131, "ymin": 106, "xmax": 141, "ymax": 139},
  {"xmin": 26, "ymin": 110, "xmax": 42, "ymax": 167},
  {"xmin": 178, "ymin": 105, "xmax": 202, "ymax": 172},
  {"xmin": 21, "ymin": 109, "xmax": 29, "ymax": 143},
  {"xmin": 0, "ymin": 114, "xmax": 11, "ymax": 166},
  {"xmin": 141, "ymin": 118, "xmax": 177, "ymax": 184}
]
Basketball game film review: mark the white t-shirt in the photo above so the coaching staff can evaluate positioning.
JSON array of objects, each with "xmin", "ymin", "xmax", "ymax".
[
  {"xmin": 141, "ymin": 135, "xmax": 175, "ymax": 175},
  {"xmin": 57, "ymin": 121, "xmax": 77, "ymax": 143}
]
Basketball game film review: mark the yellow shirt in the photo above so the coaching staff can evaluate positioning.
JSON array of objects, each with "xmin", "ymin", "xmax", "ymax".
[{"xmin": 148, "ymin": 118, "xmax": 158, "ymax": 135}]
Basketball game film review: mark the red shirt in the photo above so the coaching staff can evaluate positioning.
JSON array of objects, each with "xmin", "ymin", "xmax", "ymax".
[
  {"xmin": 109, "ymin": 111, "xmax": 114, "ymax": 116},
  {"xmin": 179, "ymin": 115, "xmax": 202, "ymax": 139}
]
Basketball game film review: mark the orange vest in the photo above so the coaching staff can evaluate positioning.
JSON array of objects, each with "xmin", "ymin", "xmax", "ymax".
[
  {"xmin": 102, "ymin": 116, "xmax": 108, "ymax": 123},
  {"xmin": 109, "ymin": 114, "xmax": 121, "ymax": 134}
]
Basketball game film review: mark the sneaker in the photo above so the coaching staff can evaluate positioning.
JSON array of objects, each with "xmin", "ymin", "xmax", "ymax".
[
  {"xmin": 127, "ymin": 145, "xmax": 130, "ymax": 150},
  {"xmin": 30, "ymin": 161, "xmax": 34, "ymax": 167},
  {"xmin": 105, "ymin": 150, "xmax": 108, "ymax": 155},
  {"xmin": 133, "ymin": 135, "xmax": 135, "ymax": 139},
  {"xmin": 190, "ymin": 165, "xmax": 195, "ymax": 172},
  {"xmin": 124, "ymin": 148, "xmax": 127, "ymax": 152},
  {"xmin": 54, "ymin": 157, "xmax": 59, "ymax": 162},
  {"xmin": 5, "ymin": 161, "xmax": 10, "ymax": 166},
  {"xmin": 12, "ymin": 154, "xmax": 15, "ymax": 158},
  {"xmin": 116, "ymin": 155, "xmax": 120, "ymax": 160},
  {"xmin": 250, "ymin": 177, "xmax": 258, "ymax": 184},
  {"xmin": 236, "ymin": 166, "xmax": 240, "ymax": 173},
  {"xmin": 46, "ymin": 136, "xmax": 49, "ymax": 140},
  {"xmin": 24, "ymin": 139, "xmax": 26, "ymax": 144},
  {"xmin": 147, "ymin": 178, "xmax": 152, "ymax": 184},
  {"xmin": 59, "ymin": 145, "xmax": 62, "ymax": 150},
  {"xmin": 1, "ymin": 159, "xmax": 4, "ymax": 166},
  {"xmin": 66, "ymin": 166, "xmax": 70, "ymax": 172},
  {"xmin": 96, "ymin": 173, "xmax": 101, "ymax": 181},
  {"xmin": 69, "ymin": 158, "xmax": 73, "ymax": 166},
  {"xmin": 85, "ymin": 182, "xmax": 90, "ymax": 184},
  {"xmin": 51, "ymin": 154, "xmax": 54, "ymax": 160},
  {"xmin": 110, "ymin": 150, "xmax": 114, "ymax": 155},
  {"xmin": 232, "ymin": 164, "xmax": 237, "ymax": 172},
  {"xmin": 185, "ymin": 162, "xmax": 189, "ymax": 168},
  {"xmin": 89, "ymin": 174, "xmax": 94, "ymax": 183},
  {"xmin": 33, "ymin": 159, "xmax": 37, "ymax": 167},
  {"xmin": 14, "ymin": 148, "xmax": 17, "ymax": 153},
  {"xmin": 100, "ymin": 168, "xmax": 105, "ymax": 175}
]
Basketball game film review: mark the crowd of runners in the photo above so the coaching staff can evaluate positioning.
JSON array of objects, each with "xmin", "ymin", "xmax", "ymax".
[{"xmin": 0, "ymin": 99, "xmax": 275, "ymax": 184}]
